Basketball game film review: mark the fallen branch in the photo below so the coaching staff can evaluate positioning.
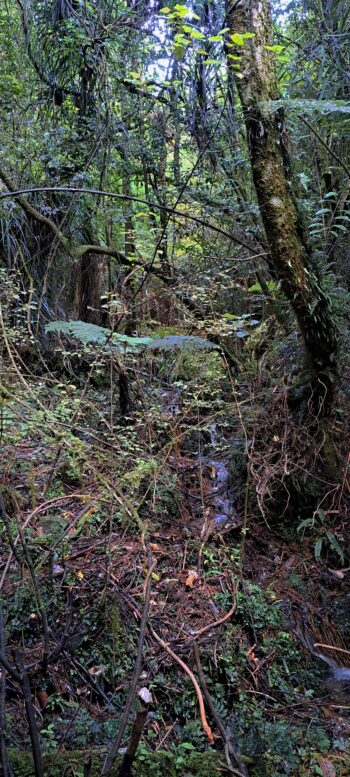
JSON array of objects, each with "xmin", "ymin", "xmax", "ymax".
[
  {"xmin": 101, "ymin": 550, "xmax": 156, "ymax": 776},
  {"xmin": 193, "ymin": 643, "xmax": 249, "ymax": 777},
  {"xmin": 118, "ymin": 689, "xmax": 152, "ymax": 777},
  {"xmin": 13, "ymin": 650, "xmax": 43, "ymax": 777},
  {"xmin": 191, "ymin": 583, "xmax": 237, "ymax": 638},
  {"xmin": 148, "ymin": 625, "xmax": 213, "ymax": 743},
  {"xmin": 0, "ymin": 606, "xmax": 13, "ymax": 777}
]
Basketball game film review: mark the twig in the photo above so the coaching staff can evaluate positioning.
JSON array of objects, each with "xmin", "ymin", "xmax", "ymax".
[
  {"xmin": 48, "ymin": 589, "xmax": 74, "ymax": 662},
  {"xmin": 13, "ymin": 650, "xmax": 43, "ymax": 777},
  {"xmin": 0, "ymin": 491, "xmax": 22, "ymax": 566},
  {"xmin": 148, "ymin": 625, "xmax": 213, "ymax": 743},
  {"xmin": 101, "ymin": 550, "xmax": 156, "ymax": 776},
  {"xmin": 191, "ymin": 583, "xmax": 237, "ymax": 638},
  {"xmin": 0, "ymin": 180, "xmax": 268, "ymax": 257},
  {"xmin": 0, "ymin": 493, "xmax": 89, "ymax": 591},
  {"xmin": 313, "ymin": 643, "xmax": 350, "ymax": 658},
  {"xmin": 16, "ymin": 523, "xmax": 50, "ymax": 669},
  {"xmin": 62, "ymin": 652, "xmax": 112, "ymax": 707},
  {"xmin": 299, "ymin": 114, "xmax": 350, "ymax": 180},
  {"xmin": 0, "ymin": 606, "xmax": 14, "ymax": 777},
  {"xmin": 193, "ymin": 643, "xmax": 249, "ymax": 777},
  {"xmin": 84, "ymin": 754, "xmax": 92, "ymax": 777}
]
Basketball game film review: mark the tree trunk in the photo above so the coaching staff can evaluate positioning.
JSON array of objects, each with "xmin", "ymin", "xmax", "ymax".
[
  {"xmin": 73, "ymin": 252, "xmax": 103, "ymax": 324},
  {"xmin": 226, "ymin": 0, "xmax": 339, "ymax": 413}
]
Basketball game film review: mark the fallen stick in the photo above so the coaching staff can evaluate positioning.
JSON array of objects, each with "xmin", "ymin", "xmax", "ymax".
[
  {"xmin": 149, "ymin": 624, "xmax": 213, "ymax": 743},
  {"xmin": 101, "ymin": 551, "xmax": 156, "ymax": 776},
  {"xmin": 313, "ymin": 643, "xmax": 350, "ymax": 657},
  {"xmin": 193, "ymin": 642, "xmax": 249, "ymax": 777},
  {"xmin": 191, "ymin": 582, "xmax": 237, "ymax": 638},
  {"xmin": 118, "ymin": 689, "xmax": 152, "ymax": 777},
  {"xmin": 0, "ymin": 493, "xmax": 90, "ymax": 591}
]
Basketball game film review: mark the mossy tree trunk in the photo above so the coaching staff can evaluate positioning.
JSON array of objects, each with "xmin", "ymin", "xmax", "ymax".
[{"xmin": 226, "ymin": 0, "xmax": 339, "ymax": 413}]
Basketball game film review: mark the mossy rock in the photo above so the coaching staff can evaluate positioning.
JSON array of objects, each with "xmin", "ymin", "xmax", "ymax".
[{"xmin": 8, "ymin": 747, "xmax": 227, "ymax": 776}]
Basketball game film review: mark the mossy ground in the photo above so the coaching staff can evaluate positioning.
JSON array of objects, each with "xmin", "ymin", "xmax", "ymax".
[{"xmin": 8, "ymin": 748, "xmax": 225, "ymax": 776}]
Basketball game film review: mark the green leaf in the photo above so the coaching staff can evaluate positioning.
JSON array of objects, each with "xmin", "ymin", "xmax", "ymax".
[
  {"xmin": 314, "ymin": 537, "xmax": 323, "ymax": 561},
  {"xmin": 297, "ymin": 518, "xmax": 313, "ymax": 532},
  {"xmin": 174, "ymin": 3, "xmax": 191, "ymax": 17},
  {"xmin": 159, "ymin": 6, "xmax": 171, "ymax": 13},
  {"xmin": 265, "ymin": 44, "xmax": 283, "ymax": 52},
  {"xmin": 230, "ymin": 33, "xmax": 244, "ymax": 45},
  {"xmin": 174, "ymin": 44, "xmax": 186, "ymax": 60},
  {"xmin": 325, "ymin": 532, "xmax": 344, "ymax": 563},
  {"xmin": 190, "ymin": 29, "xmax": 205, "ymax": 39}
]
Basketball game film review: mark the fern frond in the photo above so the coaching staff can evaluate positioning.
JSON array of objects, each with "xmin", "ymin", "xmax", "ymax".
[{"xmin": 45, "ymin": 321, "xmax": 217, "ymax": 353}]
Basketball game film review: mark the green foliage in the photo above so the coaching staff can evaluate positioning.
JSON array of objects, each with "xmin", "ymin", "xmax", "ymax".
[
  {"xmin": 1, "ymin": 0, "xmax": 349, "ymax": 774},
  {"xmin": 268, "ymin": 98, "xmax": 350, "ymax": 115},
  {"xmin": 8, "ymin": 748, "xmax": 224, "ymax": 777},
  {"xmin": 297, "ymin": 510, "xmax": 345, "ymax": 564},
  {"xmin": 237, "ymin": 584, "xmax": 281, "ymax": 630},
  {"xmin": 46, "ymin": 321, "xmax": 217, "ymax": 353}
]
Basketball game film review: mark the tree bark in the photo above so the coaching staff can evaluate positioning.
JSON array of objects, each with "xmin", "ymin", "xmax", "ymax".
[{"xmin": 226, "ymin": 0, "xmax": 339, "ymax": 413}]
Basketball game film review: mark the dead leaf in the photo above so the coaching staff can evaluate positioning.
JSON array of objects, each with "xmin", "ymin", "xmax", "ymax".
[
  {"xmin": 36, "ymin": 690, "xmax": 48, "ymax": 709},
  {"xmin": 88, "ymin": 665, "xmax": 104, "ymax": 677},
  {"xmin": 53, "ymin": 564, "xmax": 64, "ymax": 576},
  {"xmin": 327, "ymin": 568, "xmax": 345, "ymax": 580},
  {"xmin": 318, "ymin": 757, "xmax": 336, "ymax": 777},
  {"xmin": 185, "ymin": 569, "xmax": 199, "ymax": 588},
  {"xmin": 138, "ymin": 687, "xmax": 153, "ymax": 705}
]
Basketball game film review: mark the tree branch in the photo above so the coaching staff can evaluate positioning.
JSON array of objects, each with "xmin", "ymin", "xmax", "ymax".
[
  {"xmin": 299, "ymin": 114, "xmax": 350, "ymax": 180},
  {"xmin": 0, "ymin": 179, "xmax": 268, "ymax": 256}
]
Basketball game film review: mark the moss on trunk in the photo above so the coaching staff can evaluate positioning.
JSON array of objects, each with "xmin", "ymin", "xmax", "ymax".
[{"xmin": 226, "ymin": 0, "xmax": 339, "ymax": 413}]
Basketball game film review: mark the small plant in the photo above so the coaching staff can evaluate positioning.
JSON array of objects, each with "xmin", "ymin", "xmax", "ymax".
[
  {"xmin": 40, "ymin": 722, "xmax": 58, "ymax": 750},
  {"xmin": 297, "ymin": 510, "xmax": 344, "ymax": 564}
]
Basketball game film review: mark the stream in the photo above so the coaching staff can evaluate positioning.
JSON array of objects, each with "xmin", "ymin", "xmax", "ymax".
[
  {"xmin": 208, "ymin": 423, "xmax": 238, "ymax": 529},
  {"xmin": 161, "ymin": 385, "xmax": 238, "ymax": 530}
]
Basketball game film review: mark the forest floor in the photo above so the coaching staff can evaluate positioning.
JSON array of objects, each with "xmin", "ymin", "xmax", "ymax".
[{"xmin": 1, "ymin": 337, "xmax": 350, "ymax": 777}]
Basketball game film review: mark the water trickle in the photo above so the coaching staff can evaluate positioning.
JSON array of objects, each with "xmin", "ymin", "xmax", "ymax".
[
  {"xmin": 161, "ymin": 386, "xmax": 182, "ymax": 416},
  {"xmin": 209, "ymin": 423, "xmax": 237, "ymax": 528}
]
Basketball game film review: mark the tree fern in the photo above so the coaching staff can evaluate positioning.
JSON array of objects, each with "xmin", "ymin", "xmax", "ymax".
[{"xmin": 45, "ymin": 321, "xmax": 217, "ymax": 352}]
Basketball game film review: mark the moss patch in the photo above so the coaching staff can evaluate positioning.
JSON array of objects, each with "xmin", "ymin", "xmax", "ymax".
[{"xmin": 8, "ymin": 748, "xmax": 226, "ymax": 776}]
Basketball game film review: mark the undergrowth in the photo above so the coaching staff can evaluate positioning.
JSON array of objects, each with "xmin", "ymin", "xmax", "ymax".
[{"xmin": 0, "ymin": 287, "xmax": 350, "ymax": 777}]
